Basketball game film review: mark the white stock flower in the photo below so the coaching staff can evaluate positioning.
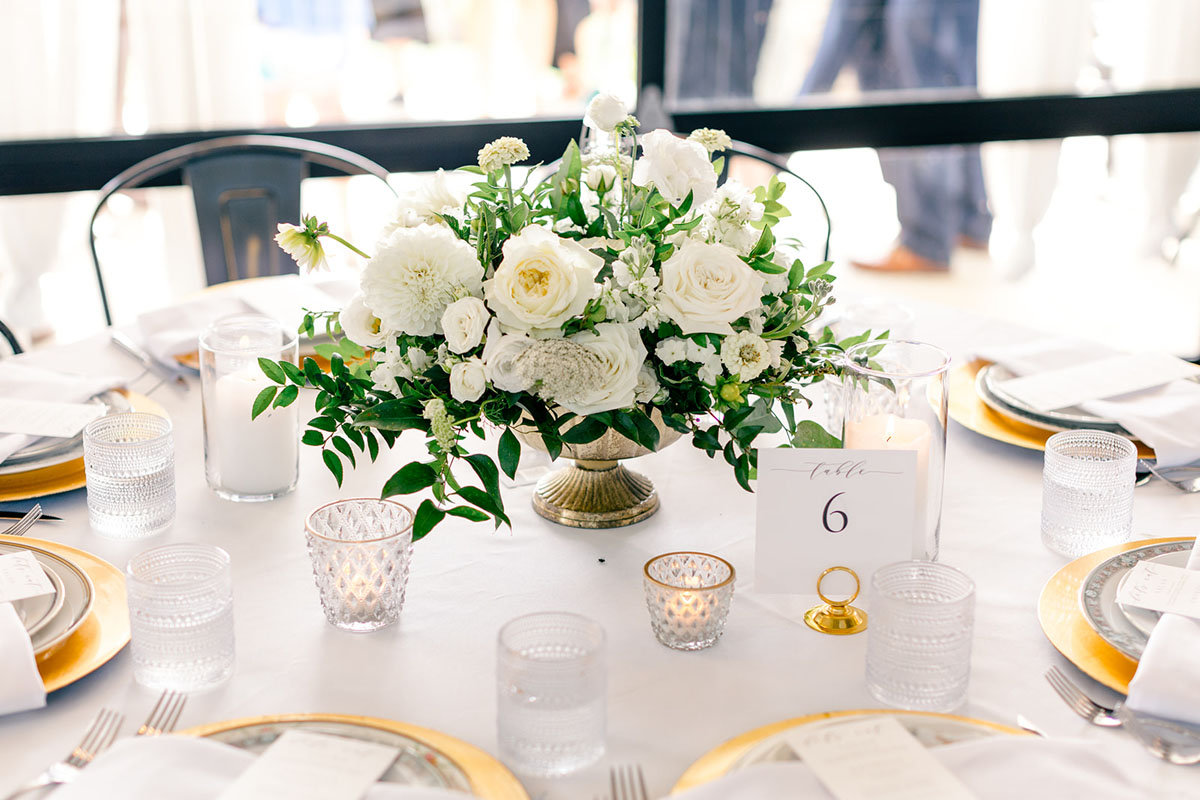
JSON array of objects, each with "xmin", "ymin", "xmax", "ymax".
[
  {"xmin": 408, "ymin": 347, "xmax": 432, "ymax": 374},
  {"xmin": 382, "ymin": 170, "xmax": 468, "ymax": 234},
  {"xmin": 688, "ymin": 128, "xmax": 733, "ymax": 154},
  {"xmin": 584, "ymin": 163, "xmax": 619, "ymax": 192},
  {"xmin": 632, "ymin": 129, "xmax": 717, "ymax": 206},
  {"xmin": 655, "ymin": 337, "xmax": 688, "ymax": 365},
  {"xmin": 634, "ymin": 364, "xmax": 661, "ymax": 403},
  {"xmin": 699, "ymin": 181, "xmax": 766, "ymax": 256},
  {"xmin": 477, "ymin": 137, "xmax": 529, "ymax": 174},
  {"xmin": 762, "ymin": 269, "xmax": 789, "ymax": 297},
  {"xmin": 686, "ymin": 339, "xmax": 724, "ymax": 384},
  {"xmin": 274, "ymin": 223, "xmax": 328, "ymax": 272},
  {"xmin": 482, "ymin": 320, "xmax": 533, "ymax": 392},
  {"xmin": 370, "ymin": 347, "xmax": 412, "ymax": 392},
  {"xmin": 720, "ymin": 331, "xmax": 772, "ymax": 380},
  {"xmin": 339, "ymin": 292, "xmax": 387, "ymax": 348},
  {"xmin": 767, "ymin": 339, "xmax": 785, "ymax": 368},
  {"xmin": 449, "ymin": 358, "xmax": 487, "ymax": 402},
  {"xmin": 658, "ymin": 241, "xmax": 766, "ymax": 335},
  {"xmin": 441, "ymin": 296, "xmax": 490, "ymax": 354},
  {"xmin": 362, "ymin": 224, "xmax": 483, "ymax": 337},
  {"xmin": 484, "ymin": 226, "xmax": 602, "ymax": 334},
  {"xmin": 584, "ymin": 92, "xmax": 630, "ymax": 132}
]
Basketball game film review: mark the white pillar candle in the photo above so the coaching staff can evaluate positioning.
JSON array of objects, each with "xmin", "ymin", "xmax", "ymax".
[
  {"xmin": 844, "ymin": 413, "xmax": 932, "ymax": 557},
  {"xmin": 210, "ymin": 369, "xmax": 298, "ymax": 496}
]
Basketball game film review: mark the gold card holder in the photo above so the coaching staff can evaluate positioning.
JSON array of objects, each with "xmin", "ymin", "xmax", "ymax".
[{"xmin": 804, "ymin": 566, "xmax": 868, "ymax": 635}]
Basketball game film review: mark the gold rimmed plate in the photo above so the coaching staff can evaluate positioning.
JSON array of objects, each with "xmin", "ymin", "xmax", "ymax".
[
  {"xmin": 672, "ymin": 709, "xmax": 1026, "ymax": 793},
  {"xmin": 1038, "ymin": 536, "xmax": 1193, "ymax": 694},
  {"xmin": 180, "ymin": 714, "xmax": 528, "ymax": 799}
]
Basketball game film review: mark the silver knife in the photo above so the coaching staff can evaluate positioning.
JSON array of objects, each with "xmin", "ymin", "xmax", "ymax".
[{"xmin": 110, "ymin": 331, "xmax": 189, "ymax": 391}]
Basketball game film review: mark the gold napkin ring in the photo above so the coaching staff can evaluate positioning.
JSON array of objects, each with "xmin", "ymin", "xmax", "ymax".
[{"xmin": 804, "ymin": 566, "xmax": 868, "ymax": 635}]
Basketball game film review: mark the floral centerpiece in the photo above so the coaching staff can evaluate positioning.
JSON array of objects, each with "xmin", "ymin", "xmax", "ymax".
[{"xmin": 258, "ymin": 94, "xmax": 851, "ymax": 538}]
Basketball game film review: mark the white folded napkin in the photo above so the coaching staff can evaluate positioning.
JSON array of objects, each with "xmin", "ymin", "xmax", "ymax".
[
  {"xmin": 50, "ymin": 736, "xmax": 473, "ymax": 799},
  {"xmin": 0, "ymin": 363, "xmax": 125, "ymax": 465},
  {"xmin": 671, "ymin": 736, "xmax": 1161, "ymax": 800},
  {"xmin": 975, "ymin": 338, "xmax": 1200, "ymax": 467},
  {"xmin": 0, "ymin": 602, "xmax": 47, "ymax": 716},
  {"xmin": 1126, "ymin": 538, "xmax": 1200, "ymax": 725}
]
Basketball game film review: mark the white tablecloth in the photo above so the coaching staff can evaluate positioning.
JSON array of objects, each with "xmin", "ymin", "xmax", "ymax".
[{"xmin": 1, "ymin": 301, "xmax": 1197, "ymax": 798}]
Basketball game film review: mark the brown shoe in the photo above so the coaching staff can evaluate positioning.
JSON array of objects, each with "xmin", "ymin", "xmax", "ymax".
[
  {"xmin": 852, "ymin": 245, "xmax": 948, "ymax": 273},
  {"xmin": 957, "ymin": 234, "xmax": 988, "ymax": 251}
]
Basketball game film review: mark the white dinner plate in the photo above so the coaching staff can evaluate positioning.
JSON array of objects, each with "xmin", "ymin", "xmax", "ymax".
[
  {"xmin": 1115, "ymin": 550, "xmax": 1191, "ymax": 638},
  {"xmin": 11, "ymin": 565, "xmax": 65, "ymax": 639},
  {"xmin": 0, "ymin": 390, "xmax": 132, "ymax": 475},
  {"xmin": 0, "ymin": 541, "xmax": 94, "ymax": 659},
  {"xmin": 975, "ymin": 364, "xmax": 1132, "ymax": 437}
]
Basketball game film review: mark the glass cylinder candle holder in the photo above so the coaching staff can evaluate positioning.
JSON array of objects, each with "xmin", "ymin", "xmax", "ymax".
[
  {"xmin": 1041, "ymin": 430, "xmax": 1136, "ymax": 557},
  {"xmin": 843, "ymin": 340, "xmax": 951, "ymax": 561},
  {"xmin": 82, "ymin": 412, "xmax": 175, "ymax": 539},
  {"xmin": 643, "ymin": 552, "xmax": 735, "ymax": 650},
  {"xmin": 199, "ymin": 314, "xmax": 299, "ymax": 502},
  {"xmin": 304, "ymin": 499, "xmax": 415, "ymax": 632}
]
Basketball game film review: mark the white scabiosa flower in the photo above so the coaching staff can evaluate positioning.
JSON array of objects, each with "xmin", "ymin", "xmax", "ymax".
[
  {"xmin": 441, "ymin": 296, "xmax": 490, "ymax": 354},
  {"xmin": 478, "ymin": 136, "xmax": 530, "ymax": 174},
  {"xmin": 339, "ymin": 292, "xmax": 387, "ymax": 349},
  {"xmin": 632, "ymin": 129, "xmax": 717, "ymax": 206},
  {"xmin": 449, "ymin": 358, "xmax": 487, "ymax": 402},
  {"xmin": 482, "ymin": 320, "xmax": 533, "ymax": 393},
  {"xmin": 688, "ymin": 128, "xmax": 733, "ymax": 154},
  {"xmin": 584, "ymin": 92, "xmax": 630, "ymax": 132},
  {"xmin": 657, "ymin": 240, "xmax": 766, "ymax": 335},
  {"xmin": 484, "ymin": 226, "xmax": 602, "ymax": 334},
  {"xmin": 720, "ymin": 331, "xmax": 772, "ymax": 380},
  {"xmin": 361, "ymin": 224, "xmax": 484, "ymax": 337},
  {"xmin": 274, "ymin": 222, "xmax": 329, "ymax": 272}
]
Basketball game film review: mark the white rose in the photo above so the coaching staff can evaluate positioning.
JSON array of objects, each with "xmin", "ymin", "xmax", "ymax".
[
  {"xmin": 584, "ymin": 92, "xmax": 630, "ymax": 132},
  {"xmin": 449, "ymin": 358, "xmax": 487, "ymax": 402},
  {"xmin": 634, "ymin": 364, "xmax": 660, "ymax": 403},
  {"xmin": 657, "ymin": 241, "xmax": 766, "ymax": 335},
  {"xmin": 482, "ymin": 320, "xmax": 533, "ymax": 393},
  {"xmin": 632, "ymin": 129, "xmax": 717, "ymax": 206},
  {"xmin": 339, "ymin": 292, "xmax": 387, "ymax": 348},
  {"xmin": 441, "ymin": 296, "xmax": 490, "ymax": 354},
  {"xmin": 559, "ymin": 323, "xmax": 647, "ymax": 416},
  {"xmin": 585, "ymin": 163, "xmax": 619, "ymax": 192},
  {"xmin": 484, "ymin": 226, "xmax": 602, "ymax": 334}
]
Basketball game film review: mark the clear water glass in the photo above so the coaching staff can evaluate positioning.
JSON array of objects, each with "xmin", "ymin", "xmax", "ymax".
[
  {"xmin": 126, "ymin": 544, "xmax": 235, "ymax": 691},
  {"xmin": 497, "ymin": 612, "xmax": 606, "ymax": 777},
  {"xmin": 1041, "ymin": 430, "xmax": 1136, "ymax": 557},
  {"xmin": 82, "ymin": 412, "xmax": 175, "ymax": 539},
  {"xmin": 865, "ymin": 561, "xmax": 975, "ymax": 712},
  {"xmin": 305, "ymin": 499, "xmax": 414, "ymax": 632},
  {"xmin": 643, "ymin": 552, "xmax": 735, "ymax": 650}
]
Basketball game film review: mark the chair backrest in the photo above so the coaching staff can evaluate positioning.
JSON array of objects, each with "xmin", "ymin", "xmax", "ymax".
[
  {"xmin": 89, "ymin": 134, "xmax": 397, "ymax": 326},
  {"xmin": 0, "ymin": 319, "xmax": 22, "ymax": 356}
]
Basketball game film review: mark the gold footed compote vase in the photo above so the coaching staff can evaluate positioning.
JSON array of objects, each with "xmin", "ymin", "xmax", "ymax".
[{"xmin": 516, "ymin": 412, "xmax": 683, "ymax": 529}]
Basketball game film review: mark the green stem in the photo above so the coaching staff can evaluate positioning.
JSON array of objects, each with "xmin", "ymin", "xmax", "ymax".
[
  {"xmin": 503, "ymin": 165, "xmax": 515, "ymax": 209},
  {"xmin": 324, "ymin": 233, "xmax": 371, "ymax": 260}
]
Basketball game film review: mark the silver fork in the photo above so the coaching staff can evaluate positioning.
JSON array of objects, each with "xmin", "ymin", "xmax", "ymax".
[
  {"xmin": 610, "ymin": 764, "xmax": 648, "ymax": 800},
  {"xmin": 3, "ymin": 708, "xmax": 124, "ymax": 798},
  {"xmin": 136, "ymin": 690, "xmax": 187, "ymax": 736},
  {"xmin": 1045, "ymin": 666, "xmax": 1120, "ymax": 727},
  {"xmin": 1, "ymin": 504, "xmax": 41, "ymax": 537}
]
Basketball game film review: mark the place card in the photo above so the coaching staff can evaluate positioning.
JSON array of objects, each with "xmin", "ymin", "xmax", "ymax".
[
  {"xmin": 998, "ymin": 352, "xmax": 1200, "ymax": 412},
  {"xmin": 785, "ymin": 716, "xmax": 977, "ymax": 800},
  {"xmin": 755, "ymin": 448, "xmax": 916, "ymax": 595},
  {"xmin": 0, "ymin": 551, "xmax": 56, "ymax": 603},
  {"xmin": 1115, "ymin": 560, "xmax": 1200, "ymax": 621},
  {"xmin": 216, "ymin": 730, "xmax": 399, "ymax": 800},
  {"xmin": 0, "ymin": 398, "xmax": 105, "ymax": 438}
]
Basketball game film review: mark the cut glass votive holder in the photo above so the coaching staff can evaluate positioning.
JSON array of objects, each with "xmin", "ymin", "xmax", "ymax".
[
  {"xmin": 643, "ymin": 552, "xmax": 735, "ymax": 650},
  {"xmin": 304, "ymin": 499, "xmax": 415, "ymax": 632},
  {"xmin": 1041, "ymin": 430, "xmax": 1136, "ymax": 558},
  {"xmin": 82, "ymin": 412, "xmax": 175, "ymax": 539}
]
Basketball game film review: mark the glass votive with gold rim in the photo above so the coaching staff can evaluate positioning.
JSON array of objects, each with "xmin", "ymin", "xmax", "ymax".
[{"xmin": 642, "ymin": 552, "xmax": 735, "ymax": 650}]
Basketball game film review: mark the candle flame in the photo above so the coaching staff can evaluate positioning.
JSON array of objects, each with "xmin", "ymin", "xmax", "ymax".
[{"xmin": 884, "ymin": 414, "xmax": 896, "ymax": 444}]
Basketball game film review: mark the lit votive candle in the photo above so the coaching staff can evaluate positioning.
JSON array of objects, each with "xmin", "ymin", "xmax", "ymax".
[
  {"xmin": 844, "ymin": 413, "xmax": 931, "ymax": 554},
  {"xmin": 643, "ymin": 552, "xmax": 735, "ymax": 650}
]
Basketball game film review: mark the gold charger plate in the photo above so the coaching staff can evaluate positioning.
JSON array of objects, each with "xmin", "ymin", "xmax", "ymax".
[
  {"xmin": 672, "ymin": 709, "xmax": 1026, "ymax": 793},
  {"xmin": 948, "ymin": 360, "xmax": 1155, "ymax": 459},
  {"xmin": 1038, "ymin": 536, "xmax": 1193, "ymax": 694},
  {"xmin": 0, "ymin": 389, "xmax": 167, "ymax": 502},
  {"xmin": 181, "ymin": 713, "xmax": 528, "ymax": 800},
  {"xmin": 0, "ymin": 535, "xmax": 130, "ymax": 693}
]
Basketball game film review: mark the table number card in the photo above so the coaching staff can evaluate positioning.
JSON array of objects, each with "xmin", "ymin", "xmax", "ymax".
[
  {"xmin": 216, "ymin": 730, "xmax": 399, "ymax": 800},
  {"xmin": 756, "ymin": 448, "xmax": 917, "ymax": 594},
  {"xmin": 0, "ymin": 551, "xmax": 56, "ymax": 603}
]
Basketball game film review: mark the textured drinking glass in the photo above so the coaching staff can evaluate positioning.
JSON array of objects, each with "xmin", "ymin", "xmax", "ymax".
[
  {"xmin": 1041, "ymin": 430, "xmax": 1136, "ymax": 557},
  {"xmin": 643, "ymin": 552, "xmax": 735, "ymax": 650},
  {"xmin": 865, "ymin": 561, "xmax": 975, "ymax": 712},
  {"xmin": 126, "ymin": 544, "xmax": 235, "ymax": 691},
  {"xmin": 82, "ymin": 412, "xmax": 175, "ymax": 539},
  {"xmin": 844, "ymin": 340, "xmax": 951, "ymax": 561},
  {"xmin": 305, "ymin": 499, "xmax": 414, "ymax": 632},
  {"xmin": 200, "ymin": 313, "xmax": 299, "ymax": 502},
  {"xmin": 497, "ymin": 612, "xmax": 606, "ymax": 777}
]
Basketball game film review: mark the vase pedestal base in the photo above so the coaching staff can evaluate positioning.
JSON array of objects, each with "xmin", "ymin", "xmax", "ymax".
[{"xmin": 531, "ymin": 458, "xmax": 660, "ymax": 529}]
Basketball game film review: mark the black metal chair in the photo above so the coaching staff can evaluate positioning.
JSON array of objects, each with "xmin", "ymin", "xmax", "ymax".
[
  {"xmin": 88, "ymin": 135, "xmax": 397, "ymax": 325},
  {"xmin": 0, "ymin": 319, "xmax": 22, "ymax": 355}
]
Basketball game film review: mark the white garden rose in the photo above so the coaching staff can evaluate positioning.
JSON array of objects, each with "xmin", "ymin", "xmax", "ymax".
[
  {"xmin": 441, "ymin": 296, "xmax": 490, "ymax": 354},
  {"xmin": 585, "ymin": 163, "xmax": 619, "ymax": 192},
  {"xmin": 362, "ymin": 224, "xmax": 484, "ymax": 337},
  {"xmin": 584, "ymin": 92, "xmax": 630, "ymax": 132},
  {"xmin": 657, "ymin": 241, "xmax": 766, "ymax": 335},
  {"xmin": 559, "ymin": 323, "xmax": 647, "ymax": 416},
  {"xmin": 449, "ymin": 358, "xmax": 487, "ymax": 402},
  {"xmin": 482, "ymin": 320, "xmax": 533, "ymax": 393},
  {"xmin": 632, "ymin": 129, "xmax": 717, "ymax": 206},
  {"xmin": 339, "ymin": 292, "xmax": 387, "ymax": 348},
  {"xmin": 484, "ymin": 225, "xmax": 602, "ymax": 334}
]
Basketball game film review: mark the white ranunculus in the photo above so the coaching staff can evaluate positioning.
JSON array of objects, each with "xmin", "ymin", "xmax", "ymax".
[
  {"xmin": 632, "ymin": 129, "xmax": 717, "ymax": 206},
  {"xmin": 361, "ymin": 224, "xmax": 484, "ymax": 337},
  {"xmin": 482, "ymin": 320, "xmax": 533, "ymax": 393},
  {"xmin": 585, "ymin": 163, "xmax": 619, "ymax": 192},
  {"xmin": 584, "ymin": 92, "xmax": 630, "ymax": 132},
  {"xmin": 449, "ymin": 357, "xmax": 487, "ymax": 402},
  {"xmin": 441, "ymin": 296, "xmax": 490, "ymax": 354},
  {"xmin": 484, "ymin": 225, "xmax": 602, "ymax": 334},
  {"xmin": 657, "ymin": 241, "xmax": 766, "ymax": 335},
  {"xmin": 559, "ymin": 323, "xmax": 647, "ymax": 416},
  {"xmin": 339, "ymin": 292, "xmax": 387, "ymax": 348}
]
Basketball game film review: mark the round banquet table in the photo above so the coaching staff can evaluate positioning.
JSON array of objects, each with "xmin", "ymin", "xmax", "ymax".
[{"xmin": 1, "ymin": 299, "xmax": 1197, "ymax": 798}]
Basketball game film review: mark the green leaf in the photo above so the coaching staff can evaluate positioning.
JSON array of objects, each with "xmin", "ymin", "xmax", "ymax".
[
  {"xmin": 365, "ymin": 428, "xmax": 380, "ymax": 461},
  {"xmin": 303, "ymin": 357, "xmax": 324, "ymax": 386},
  {"xmin": 792, "ymin": 420, "xmax": 842, "ymax": 448},
  {"xmin": 329, "ymin": 353, "xmax": 345, "ymax": 377},
  {"xmin": 258, "ymin": 358, "xmax": 286, "ymax": 384},
  {"xmin": 464, "ymin": 453, "xmax": 501, "ymax": 499},
  {"xmin": 302, "ymin": 429, "xmax": 325, "ymax": 446},
  {"xmin": 354, "ymin": 400, "xmax": 426, "ymax": 432},
  {"xmin": 560, "ymin": 416, "xmax": 608, "ymax": 445},
  {"xmin": 631, "ymin": 411, "xmax": 661, "ymax": 451},
  {"xmin": 322, "ymin": 449, "xmax": 344, "ymax": 486},
  {"xmin": 497, "ymin": 429, "xmax": 520, "ymax": 480},
  {"xmin": 381, "ymin": 462, "xmax": 438, "ymax": 496},
  {"xmin": 412, "ymin": 499, "xmax": 445, "ymax": 542},
  {"xmin": 331, "ymin": 435, "xmax": 356, "ymax": 468},
  {"xmin": 610, "ymin": 412, "xmax": 640, "ymax": 447},
  {"xmin": 456, "ymin": 485, "xmax": 509, "ymax": 528},
  {"xmin": 272, "ymin": 384, "xmax": 299, "ymax": 408},
  {"xmin": 566, "ymin": 194, "xmax": 588, "ymax": 227},
  {"xmin": 281, "ymin": 361, "xmax": 306, "ymax": 385},
  {"xmin": 251, "ymin": 386, "xmax": 276, "ymax": 420},
  {"xmin": 445, "ymin": 505, "xmax": 490, "ymax": 522},
  {"xmin": 308, "ymin": 416, "xmax": 338, "ymax": 432}
]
